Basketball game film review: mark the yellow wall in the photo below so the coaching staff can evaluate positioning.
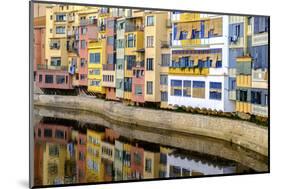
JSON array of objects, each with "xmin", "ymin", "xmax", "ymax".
[
  {"xmin": 86, "ymin": 129, "xmax": 105, "ymax": 182},
  {"xmin": 237, "ymin": 75, "xmax": 252, "ymax": 88},
  {"xmin": 43, "ymin": 143, "xmax": 67, "ymax": 185},
  {"xmin": 236, "ymin": 102, "xmax": 252, "ymax": 114},
  {"xmin": 87, "ymin": 40, "xmax": 106, "ymax": 93}
]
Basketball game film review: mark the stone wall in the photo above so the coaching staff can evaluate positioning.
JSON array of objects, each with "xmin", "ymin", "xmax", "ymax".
[{"xmin": 33, "ymin": 94, "xmax": 268, "ymax": 156}]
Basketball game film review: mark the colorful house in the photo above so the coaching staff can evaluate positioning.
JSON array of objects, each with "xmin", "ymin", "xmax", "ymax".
[{"xmin": 168, "ymin": 13, "xmax": 235, "ymax": 112}]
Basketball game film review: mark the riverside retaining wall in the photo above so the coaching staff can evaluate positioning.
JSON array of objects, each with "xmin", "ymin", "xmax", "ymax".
[{"xmin": 33, "ymin": 94, "xmax": 268, "ymax": 156}]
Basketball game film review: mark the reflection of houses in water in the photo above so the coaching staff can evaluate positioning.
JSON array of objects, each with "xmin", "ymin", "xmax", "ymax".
[
  {"xmin": 75, "ymin": 132, "xmax": 87, "ymax": 183},
  {"xmin": 158, "ymin": 146, "xmax": 174, "ymax": 178},
  {"xmin": 114, "ymin": 140, "xmax": 123, "ymax": 181},
  {"xmin": 131, "ymin": 144, "xmax": 144, "ymax": 180},
  {"xmin": 101, "ymin": 128, "xmax": 119, "ymax": 182},
  {"xmin": 143, "ymin": 144, "xmax": 160, "ymax": 179},
  {"xmin": 34, "ymin": 123, "xmax": 72, "ymax": 185},
  {"xmin": 166, "ymin": 151, "xmax": 236, "ymax": 177},
  {"xmin": 86, "ymin": 127, "xmax": 105, "ymax": 182}
]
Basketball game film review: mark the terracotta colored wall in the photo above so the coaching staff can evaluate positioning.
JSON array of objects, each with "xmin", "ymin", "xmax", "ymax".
[
  {"xmin": 130, "ymin": 145, "xmax": 144, "ymax": 179},
  {"xmin": 34, "ymin": 28, "xmax": 45, "ymax": 71},
  {"xmin": 132, "ymin": 68, "xmax": 145, "ymax": 103},
  {"xmin": 36, "ymin": 70, "xmax": 73, "ymax": 89},
  {"xmin": 105, "ymin": 88, "xmax": 117, "ymax": 100}
]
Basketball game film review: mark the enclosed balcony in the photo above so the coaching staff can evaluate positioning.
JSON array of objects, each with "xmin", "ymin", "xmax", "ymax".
[
  {"xmin": 125, "ymin": 24, "xmax": 144, "ymax": 33},
  {"xmin": 102, "ymin": 64, "xmax": 115, "ymax": 71},
  {"xmin": 80, "ymin": 18, "xmax": 98, "ymax": 26}
]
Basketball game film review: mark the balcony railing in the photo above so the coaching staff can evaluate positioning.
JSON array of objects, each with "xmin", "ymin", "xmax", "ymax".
[
  {"xmin": 80, "ymin": 19, "xmax": 98, "ymax": 26},
  {"xmin": 37, "ymin": 64, "xmax": 68, "ymax": 71},
  {"xmin": 169, "ymin": 67, "xmax": 209, "ymax": 76},
  {"xmin": 99, "ymin": 24, "xmax": 106, "ymax": 32},
  {"xmin": 160, "ymin": 41, "xmax": 171, "ymax": 48},
  {"xmin": 102, "ymin": 64, "xmax": 115, "ymax": 71},
  {"xmin": 132, "ymin": 61, "xmax": 145, "ymax": 68},
  {"xmin": 125, "ymin": 24, "xmax": 144, "ymax": 33}
]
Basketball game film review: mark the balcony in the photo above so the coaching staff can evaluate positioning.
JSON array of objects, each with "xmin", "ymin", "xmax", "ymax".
[
  {"xmin": 37, "ymin": 64, "xmax": 68, "ymax": 71},
  {"xmin": 168, "ymin": 67, "xmax": 209, "ymax": 76},
  {"xmin": 252, "ymin": 104, "xmax": 268, "ymax": 117},
  {"xmin": 125, "ymin": 24, "xmax": 144, "ymax": 33},
  {"xmin": 99, "ymin": 24, "xmax": 106, "ymax": 32},
  {"xmin": 132, "ymin": 61, "xmax": 144, "ymax": 68},
  {"xmin": 67, "ymin": 43, "xmax": 78, "ymax": 53},
  {"xmin": 161, "ymin": 41, "xmax": 171, "ymax": 48},
  {"xmin": 68, "ymin": 15, "xmax": 75, "ymax": 22},
  {"xmin": 80, "ymin": 19, "xmax": 98, "ymax": 26},
  {"xmin": 103, "ymin": 64, "xmax": 115, "ymax": 71},
  {"xmin": 67, "ymin": 30, "xmax": 75, "ymax": 36}
]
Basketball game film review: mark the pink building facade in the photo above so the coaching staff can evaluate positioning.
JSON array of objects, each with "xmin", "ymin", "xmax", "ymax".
[
  {"xmin": 78, "ymin": 18, "xmax": 98, "ymax": 86},
  {"xmin": 132, "ymin": 62, "xmax": 145, "ymax": 103}
]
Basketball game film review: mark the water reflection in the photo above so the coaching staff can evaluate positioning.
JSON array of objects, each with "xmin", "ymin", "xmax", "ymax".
[{"xmin": 33, "ymin": 117, "xmax": 260, "ymax": 186}]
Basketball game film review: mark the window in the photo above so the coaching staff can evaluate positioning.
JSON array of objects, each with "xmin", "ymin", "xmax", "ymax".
[
  {"xmin": 183, "ymin": 80, "xmax": 191, "ymax": 97},
  {"xmin": 117, "ymin": 39, "xmax": 124, "ymax": 48},
  {"xmin": 161, "ymin": 91, "xmax": 168, "ymax": 101},
  {"xmin": 171, "ymin": 80, "xmax": 182, "ymax": 96},
  {"xmin": 147, "ymin": 36, "xmax": 154, "ymax": 47},
  {"xmin": 127, "ymin": 34, "xmax": 135, "ymax": 48},
  {"xmin": 89, "ymin": 80, "xmax": 100, "ymax": 86},
  {"xmin": 238, "ymin": 90, "xmax": 248, "ymax": 102},
  {"xmin": 147, "ymin": 16, "xmax": 154, "ymax": 26},
  {"xmin": 55, "ymin": 26, "xmax": 65, "ymax": 34},
  {"xmin": 182, "ymin": 168, "xmax": 191, "ymax": 176},
  {"xmin": 39, "ymin": 75, "xmax": 42, "ymax": 83},
  {"xmin": 45, "ymin": 75, "xmax": 53, "ymax": 84},
  {"xmin": 160, "ymin": 153, "xmax": 167, "ymax": 164},
  {"xmin": 229, "ymin": 77, "xmax": 236, "ymax": 90},
  {"xmin": 161, "ymin": 54, "xmax": 170, "ymax": 67},
  {"xmin": 251, "ymin": 91, "xmax": 262, "ymax": 105},
  {"xmin": 209, "ymin": 82, "xmax": 222, "ymax": 100},
  {"xmin": 44, "ymin": 129, "xmax": 52, "ymax": 138},
  {"xmin": 48, "ymin": 163, "xmax": 58, "ymax": 176},
  {"xmin": 146, "ymin": 58, "xmax": 153, "ymax": 71},
  {"xmin": 254, "ymin": 16, "xmax": 269, "ymax": 34},
  {"xmin": 124, "ymin": 78, "xmax": 132, "ymax": 92},
  {"xmin": 55, "ymin": 130, "xmax": 64, "ymax": 139},
  {"xmin": 145, "ymin": 158, "xmax": 152, "ymax": 173},
  {"xmin": 50, "ymin": 57, "xmax": 61, "ymax": 66},
  {"xmin": 89, "ymin": 53, "xmax": 100, "ymax": 63},
  {"xmin": 80, "ymin": 58, "xmax": 86, "ymax": 67},
  {"xmin": 56, "ymin": 14, "xmax": 66, "ymax": 22},
  {"xmin": 81, "ymin": 27, "xmax": 87, "ymax": 35},
  {"xmin": 107, "ymin": 36, "xmax": 114, "ymax": 46},
  {"xmin": 134, "ymin": 153, "xmax": 142, "ymax": 165},
  {"xmin": 179, "ymin": 31, "xmax": 188, "ymax": 40},
  {"xmin": 37, "ymin": 129, "xmax": 41, "ymax": 138},
  {"xmin": 147, "ymin": 81, "xmax": 153, "ymax": 95},
  {"xmin": 192, "ymin": 81, "xmax": 205, "ymax": 99},
  {"xmin": 160, "ymin": 74, "xmax": 168, "ymax": 85},
  {"xmin": 50, "ymin": 40, "xmax": 60, "ymax": 49},
  {"xmin": 265, "ymin": 94, "xmax": 268, "ymax": 105},
  {"xmin": 126, "ymin": 55, "xmax": 136, "ymax": 70},
  {"xmin": 89, "ymin": 69, "xmax": 100, "ymax": 75},
  {"xmin": 56, "ymin": 75, "xmax": 65, "ymax": 84},
  {"xmin": 81, "ymin": 40, "xmax": 86, "ymax": 49},
  {"xmin": 79, "ymin": 152, "xmax": 85, "ymax": 161},
  {"xmin": 135, "ymin": 85, "xmax": 142, "ymax": 95}
]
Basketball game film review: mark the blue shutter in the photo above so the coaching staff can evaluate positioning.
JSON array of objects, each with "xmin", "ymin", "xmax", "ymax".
[{"xmin": 173, "ymin": 25, "xmax": 177, "ymax": 40}]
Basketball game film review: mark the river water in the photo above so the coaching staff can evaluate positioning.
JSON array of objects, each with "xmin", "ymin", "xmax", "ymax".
[{"xmin": 32, "ymin": 106, "xmax": 268, "ymax": 187}]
